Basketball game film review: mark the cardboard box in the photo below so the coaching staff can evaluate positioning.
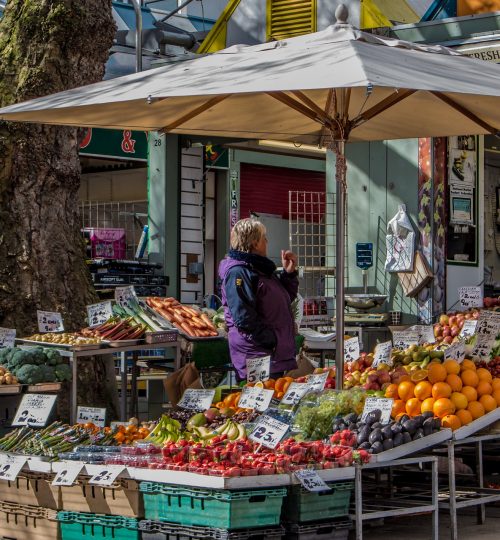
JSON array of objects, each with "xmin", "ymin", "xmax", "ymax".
[
  {"xmin": 61, "ymin": 477, "xmax": 143, "ymax": 517},
  {"xmin": 0, "ymin": 473, "xmax": 61, "ymax": 509},
  {"xmin": 0, "ymin": 502, "xmax": 60, "ymax": 540}
]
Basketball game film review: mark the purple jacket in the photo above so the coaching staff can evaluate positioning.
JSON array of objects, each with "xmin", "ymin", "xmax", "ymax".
[{"xmin": 219, "ymin": 251, "xmax": 299, "ymax": 379}]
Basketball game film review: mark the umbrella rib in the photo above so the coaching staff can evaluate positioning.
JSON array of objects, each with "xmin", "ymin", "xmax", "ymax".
[
  {"xmin": 351, "ymin": 89, "xmax": 416, "ymax": 128},
  {"xmin": 266, "ymin": 91, "xmax": 332, "ymax": 129},
  {"xmin": 431, "ymin": 91, "xmax": 498, "ymax": 134},
  {"xmin": 159, "ymin": 94, "xmax": 231, "ymax": 134},
  {"xmin": 290, "ymin": 90, "xmax": 336, "ymax": 126}
]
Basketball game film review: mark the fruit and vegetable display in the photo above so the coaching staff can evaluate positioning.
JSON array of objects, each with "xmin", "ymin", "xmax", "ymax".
[
  {"xmin": 23, "ymin": 333, "xmax": 102, "ymax": 346},
  {"xmin": 0, "ymin": 346, "xmax": 71, "ymax": 384},
  {"xmin": 79, "ymin": 317, "xmax": 147, "ymax": 341},
  {"xmin": 0, "ymin": 365, "xmax": 19, "ymax": 385},
  {"xmin": 432, "ymin": 310, "xmax": 480, "ymax": 345}
]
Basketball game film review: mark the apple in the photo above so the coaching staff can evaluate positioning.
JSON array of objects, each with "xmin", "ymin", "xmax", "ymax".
[
  {"xmin": 434, "ymin": 324, "xmax": 443, "ymax": 337},
  {"xmin": 377, "ymin": 370, "xmax": 391, "ymax": 384},
  {"xmin": 439, "ymin": 314, "xmax": 449, "ymax": 326},
  {"xmin": 450, "ymin": 325, "xmax": 460, "ymax": 337},
  {"xmin": 442, "ymin": 326, "xmax": 451, "ymax": 337},
  {"xmin": 443, "ymin": 336, "xmax": 453, "ymax": 344}
]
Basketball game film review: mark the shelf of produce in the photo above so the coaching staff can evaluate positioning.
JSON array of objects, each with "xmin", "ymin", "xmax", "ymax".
[
  {"xmin": 452, "ymin": 408, "xmax": 500, "ymax": 441},
  {"xmin": 0, "ymin": 384, "xmax": 22, "ymax": 395},
  {"xmin": 373, "ymin": 429, "xmax": 452, "ymax": 462},
  {"xmin": 27, "ymin": 382, "xmax": 61, "ymax": 393}
]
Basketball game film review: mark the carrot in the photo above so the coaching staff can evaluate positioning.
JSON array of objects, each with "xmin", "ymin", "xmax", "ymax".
[
  {"xmin": 200, "ymin": 313, "xmax": 215, "ymax": 329},
  {"xmin": 179, "ymin": 322, "xmax": 196, "ymax": 337}
]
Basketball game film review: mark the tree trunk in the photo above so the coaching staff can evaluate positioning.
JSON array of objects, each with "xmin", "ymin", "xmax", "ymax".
[{"xmin": 0, "ymin": 1, "xmax": 119, "ymax": 421}]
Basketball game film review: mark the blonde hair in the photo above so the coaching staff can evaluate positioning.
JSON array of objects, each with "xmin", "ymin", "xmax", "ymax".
[{"xmin": 230, "ymin": 219, "xmax": 266, "ymax": 252}]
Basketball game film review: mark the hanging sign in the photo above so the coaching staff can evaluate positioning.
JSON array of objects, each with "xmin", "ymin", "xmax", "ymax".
[
  {"xmin": 294, "ymin": 469, "xmax": 331, "ymax": 492},
  {"xmin": 77, "ymin": 407, "xmax": 106, "ymax": 428},
  {"xmin": 238, "ymin": 387, "xmax": 274, "ymax": 412},
  {"xmin": 52, "ymin": 461, "xmax": 84, "ymax": 486},
  {"xmin": 87, "ymin": 301, "xmax": 114, "ymax": 328},
  {"xmin": 115, "ymin": 286, "xmax": 137, "ymax": 309},
  {"xmin": 444, "ymin": 342, "xmax": 466, "ymax": 363},
  {"xmin": 37, "ymin": 311, "xmax": 64, "ymax": 333},
  {"xmin": 361, "ymin": 397, "xmax": 394, "ymax": 425},
  {"xmin": 343, "ymin": 337, "xmax": 360, "ymax": 363},
  {"xmin": 372, "ymin": 341, "xmax": 392, "ymax": 367},
  {"xmin": 0, "ymin": 455, "xmax": 27, "ymax": 482},
  {"xmin": 246, "ymin": 356, "xmax": 271, "ymax": 383},
  {"xmin": 88, "ymin": 465, "xmax": 125, "ymax": 486},
  {"xmin": 281, "ymin": 382, "xmax": 310, "ymax": 406},
  {"xmin": 249, "ymin": 415, "xmax": 289, "ymax": 449},
  {"xmin": 460, "ymin": 319, "xmax": 478, "ymax": 338},
  {"xmin": 459, "ymin": 287, "xmax": 483, "ymax": 309},
  {"xmin": 12, "ymin": 394, "xmax": 57, "ymax": 427},
  {"xmin": 392, "ymin": 330, "xmax": 419, "ymax": 350},
  {"xmin": 0, "ymin": 328, "xmax": 16, "ymax": 349},
  {"xmin": 178, "ymin": 389, "xmax": 215, "ymax": 411}
]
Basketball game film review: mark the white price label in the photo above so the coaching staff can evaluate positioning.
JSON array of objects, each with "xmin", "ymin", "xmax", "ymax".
[
  {"xmin": 37, "ymin": 310, "xmax": 64, "ymax": 333},
  {"xmin": 281, "ymin": 382, "xmax": 310, "ymax": 406},
  {"xmin": 87, "ymin": 465, "xmax": 124, "ymax": 486},
  {"xmin": 246, "ymin": 356, "xmax": 271, "ymax": 383},
  {"xmin": 460, "ymin": 319, "xmax": 477, "ymax": 338},
  {"xmin": 444, "ymin": 342, "xmax": 466, "ymax": 363},
  {"xmin": 12, "ymin": 394, "xmax": 57, "ymax": 427},
  {"xmin": 361, "ymin": 397, "xmax": 394, "ymax": 425},
  {"xmin": 77, "ymin": 406, "xmax": 106, "ymax": 428},
  {"xmin": 249, "ymin": 414, "xmax": 289, "ymax": 449},
  {"xmin": 0, "ymin": 328, "xmax": 16, "ymax": 349},
  {"xmin": 115, "ymin": 286, "xmax": 137, "ymax": 309},
  {"xmin": 87, "ymin": 301, "xmax": 114, "ymax": 328},
  {"xmin": 392, "ymin": 330, "xmax": 419, "ymax": 350},
  {"xmin": 472, "ymin": 311, "xmax": 500, "ymax": 359},
  {"xmin": 294, "ymin": 469, "xmax": 331, "ymax": 492},
  {"xmin": 52, "ymin": 461, "xmax": 84, "ymax": 486},
  {"xmin": 238, "ymin": 387, "xmax": 274, "ymax": 412},
  {"xmin": 417, "ymin": 325, "xmax": 436, "ymax": 345},
  {"xmin": 373, "ymin": 341, "xmax": 393, "ymax": 367},
  {"xmin": 178, "ymin": 389, "xmax": 215, "ymax": 411},
  {"xmin": 459, "ymin": 286, "xmax": 483, "ymax": 309},
  {"xmin": 0, "ymin": 454, "xmax": 26, "ymax": 482},
  {"xmin": 306, "ymin": 372, "xmax": 329, "ymax": 392},
  {"xmin": 343, "ymin": 337, "xmax": 360, "ymax": 363}
]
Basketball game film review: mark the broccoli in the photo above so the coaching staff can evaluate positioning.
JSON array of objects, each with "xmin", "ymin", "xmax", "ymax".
[
  {"xmin": 55, "ymin": 363, "xmax": 72, "ymax": 382},
  {"xmin": 9, "ymin": 349, "xmax": 36, "ymax": 369},
  {"xmin": 44, "ymin": 349, "xmax": 62, "ymax": 366},
  {"xmin": 39, "ymin": 365, "xmax": 57, "ymax": 383},
  {"xmin": 30, "ymin": 347, "xmax": 48, "ymax": 366},
  {"xmin": 15, "ymin": 364, "xmax": 46, "ymax": 385},
  {"xmin": 0, "ymin": 347, "xmax": 14, "ymax": 364}
]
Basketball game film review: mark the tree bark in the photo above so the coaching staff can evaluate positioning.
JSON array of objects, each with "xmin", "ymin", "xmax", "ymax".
[{"xmin": 0, "ymin": 1, "xmax": 119, "ymax": 421}]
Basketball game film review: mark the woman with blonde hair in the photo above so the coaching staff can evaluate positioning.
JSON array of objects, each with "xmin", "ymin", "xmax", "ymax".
[{"xmin": 218, "ymin": 218, "xmax": 299, "ymax": 380}]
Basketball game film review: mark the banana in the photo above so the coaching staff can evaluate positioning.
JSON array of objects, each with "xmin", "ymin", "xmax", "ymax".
[
  {"xmin": 236, "ymin": 424, "xmax": 246, "ymax": 440},
  {"xmin": 215, "ymin": 419, "xmax": 230, "ymax": 434},
  {"xmin": 226, "ymin": 424, "xmax": 239, "ymax": 440}
]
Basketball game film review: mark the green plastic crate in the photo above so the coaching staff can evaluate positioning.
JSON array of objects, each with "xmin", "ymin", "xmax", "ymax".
[
  {"xmin": 58, "ymin": 511, "xmax": 139, "ymax": 540},
  {"xmin": 139, "ymin": 483, "xmax": 286, "ymax": 529},
  {"xmin": 282, "ymin": 482, "xmax": 353, "ymax": 523}
]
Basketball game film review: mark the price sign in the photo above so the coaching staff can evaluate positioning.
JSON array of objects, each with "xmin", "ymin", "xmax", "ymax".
[
  {"xmin": 373, "ymin": 341, "xmax": 393, "ymax": 367},
  {"xmin": 115, "ymin": 286, "xmax": 137, "ymax": 309},
  {"xmin": 294, "ymin": 469, "xmax": 331, "ymax": 492},
  {"xmin": 361, "ymin": 397, "xmax": 394, "ymax": 425},
  {"xmin": 178, "ymin": 389, "xmax": 215, "ymax": 411},
  {"xmin": 52, "ymin": 461, "xmax": 84, "ymax": 486},
  {"xmin": 281, "ymin": 382, "xmax": 310, "ymax": 406},
  {"xmin": 472, "ymin": 311, "xmax": 500, "ymax": 359},
  {"xmin": 460, "ymin": 320, "xmax": 477, "ymax": 338},
  {"xmin": 0, "ymin": 328, "xmax": 16, "ymax": 349},
  {"xmin": 392, "ymin": 330, "xmax": 419, "ymax": 350},
  {"xmin": 444, "ymin": 342, "xmax": 466, "ymax": 363},
  {"xmin": 306, "ymin": 372, "xmax": 329, "ymax": 392},
  {"xmin": 459, "ymin": 286, "xmax": 483, "ymax": 309},
  {"xmin": 249, "ymin": 415, "xmax": 289, "ymax": 449},
  {"xmin": 87, "ymin": 465, "xmax": 124, "ymax": 486},
  {"xmin": 343, "ymin": 337, "xmax": 360, "ymax": 363},
  {"xmin": 77, "ymin": 407, "xmax": 106, "ymax": 428},
  {"xmin": 238, "ymin": 387, "xmax": 274, "ymax": 411},
  {"xmin": 12, "ymin": 394, "xmax": 57, "ymax": 427},
  {"xmin": 246, "ymin": 356, "xmax": 271, "ymax": 383},
  {"xmin": 87, "ymin": 301, "xmax": 113, "ymax": 328},
  {"xmin": 37, "ymin": 310, "xmax": 64, "ymax": 333},
  {"xmin": 0, "ymin": 454, "xmax": 26, "ymax": 482},
  {"xmin": 417, "ymin": 325, "xmax": 436, "ymax": 345}
]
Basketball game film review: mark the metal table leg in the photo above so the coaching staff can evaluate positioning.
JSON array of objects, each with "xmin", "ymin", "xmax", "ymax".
[
  {"xmin": 448, "ymin": 441, "xmax": 458, "ymax": 540},
  {"xmin": 476, "ymin": 440, "xmax": 485, "ymax": 525},
  {"xmin": 355, "ymin": 464, "xmax": 363, "ymax": 540},
  {"xmin": 70, "ymin": 352, "xmax": 77, "ymax": 424},
  {"xmin": 130, "ymin": 351, "xmax": 139, "ymax": 419},
  {"xmin": 432, "ymin": 455, "xmax": 439, "ymax": 540},
  {"xmin": 120, "ymin": 352, "xmax": 127, "ymax": 422}
]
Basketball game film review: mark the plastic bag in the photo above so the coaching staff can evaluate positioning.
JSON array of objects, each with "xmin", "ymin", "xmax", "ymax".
[{"xmin": 385, "ymin": 204, "xmax": 416, "ymax": 272}]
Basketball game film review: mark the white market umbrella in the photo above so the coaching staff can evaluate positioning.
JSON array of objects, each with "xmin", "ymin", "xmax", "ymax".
[{"xmin": 2, "ymin": 4, "xmax": 500, "ymax": 387}]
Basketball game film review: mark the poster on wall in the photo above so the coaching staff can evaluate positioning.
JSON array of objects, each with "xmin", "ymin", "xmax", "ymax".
[{"xmin": 448, "ymin": 148, "xmax": 476, "ymax": 186}]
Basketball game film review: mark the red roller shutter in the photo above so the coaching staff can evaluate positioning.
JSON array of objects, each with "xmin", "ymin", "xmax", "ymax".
[{"xmin": 240, "ymin": 163, "xmax": 325, "ymax": 220}]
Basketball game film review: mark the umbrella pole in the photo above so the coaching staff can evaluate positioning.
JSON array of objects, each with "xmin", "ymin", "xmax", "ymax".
[{"xmin": 335, "ymin": 140, "xmax": 347, "ymax": 390}]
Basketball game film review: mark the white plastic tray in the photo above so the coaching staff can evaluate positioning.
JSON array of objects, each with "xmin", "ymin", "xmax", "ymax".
[
  {"xmin": 373, "ymin": 428, "xmax": 452, "ymax": 462},
  {"xmin": 452, "ymin": 407, "xmax": 500, "ymax": 441}
]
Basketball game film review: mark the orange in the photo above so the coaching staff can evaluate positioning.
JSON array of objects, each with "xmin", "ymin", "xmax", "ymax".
[
  {"xmin": 492, "ymin": 378, "xmax": 500, "ymax": 392},
  {"xmin": 476, "ymin": 368, "xmax": 493, "ymax": 383},
  {"xmin": 476, "ymin": 381, "xmax": 492, "ymax": 397},
  {"xmin": 462, "ymin": 386, "xmax": 478, "ymax": 402},
  {"xmin": 282, "ymin": 381, "xmax": 292, "ymax": 394},
  {"xmin": 398, "ymin": 381, "xmax": 416, "ymax": 401},
  {"xmin": 432, "ymin": 382, "xmax": 452, "ymax": 399},
  {"xmin": 411, "ymin": 369, "xmax": 429, "ymax": 383},
  {"xmin": 441, "ymin": 414, "xmax": 462, "ymax": 431},
  {"xmin": 397, "ymin": 374, "xmax": 411, "ymax": 383},
  {"xmin": 428, "ymin": 363, "xmax": 447, "ymax": 384},
  {"xmin": 414, "ymin": 381, "xmax": 432, "ymax": 400},
  {"xmin": 421, "ymin": 397, "xmax": 436, "ymax": 414},
  {"xmin": 461, "ymin": 370, "xmax": 479, "ymax": 388},
  {"xmin": 274, "ymin": 378, "xmax": 286, "ymax": 392},
  {"xmin": 433, "ymin": 398, "xmax": 455, "ymax": 418},
  {"xmin": 450, "ymin": 392, "xmax": 468, "ymax": 411},
  {"xmin": 392, "ymin": 399, "xmax": 406, "ymax": 418},
  {"xmin": 467, "ymin": 401, "xmax": 485, "ymax": 420},
  {"xmin": 446, "ymin": 374, "xmax": 463, "ymax": 392},
  {"xmin": 405, "ymin": 398, "xmax": 422, "ymax": 417},
  {"xmin": 493, "ymin": 389, "xmax": 500, "ymax": 406},
  {"xmin": 254, "ymin": 382, "xmax": 265, "ymax": 389},
  {"xmin": 385, "ymin": 383, "xmax": 399, "ymax": 399},
  {"xmin": 443, "ymin": 360, "xmax": 461, "ymax": 375},
  {"xmin": 456, "ymin": 409, "xmax": 473, "ymax": 426},
  {"xmin": 461, "ymin": 359, "xmax": 477, "ymax": 372},
  {"xmin": 276, "ymin": 391, "xmax": 284, "ymax": 399},
  {"xmin": 479, "ymin": 394, "xmax": 497, "ymax": 413},
  {"xmin": 264, "ymin": 379, "xmax": 276, "ymax": 390}
]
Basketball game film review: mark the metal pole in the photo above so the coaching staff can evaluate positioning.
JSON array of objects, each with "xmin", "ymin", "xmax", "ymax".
[
  {"xmin": 335, "ymin": 140, "xmax": 346, "ymax": 389},
  {"xmin": 131, "ymin": 0, "xmax": 143, "ymax": 73}
]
